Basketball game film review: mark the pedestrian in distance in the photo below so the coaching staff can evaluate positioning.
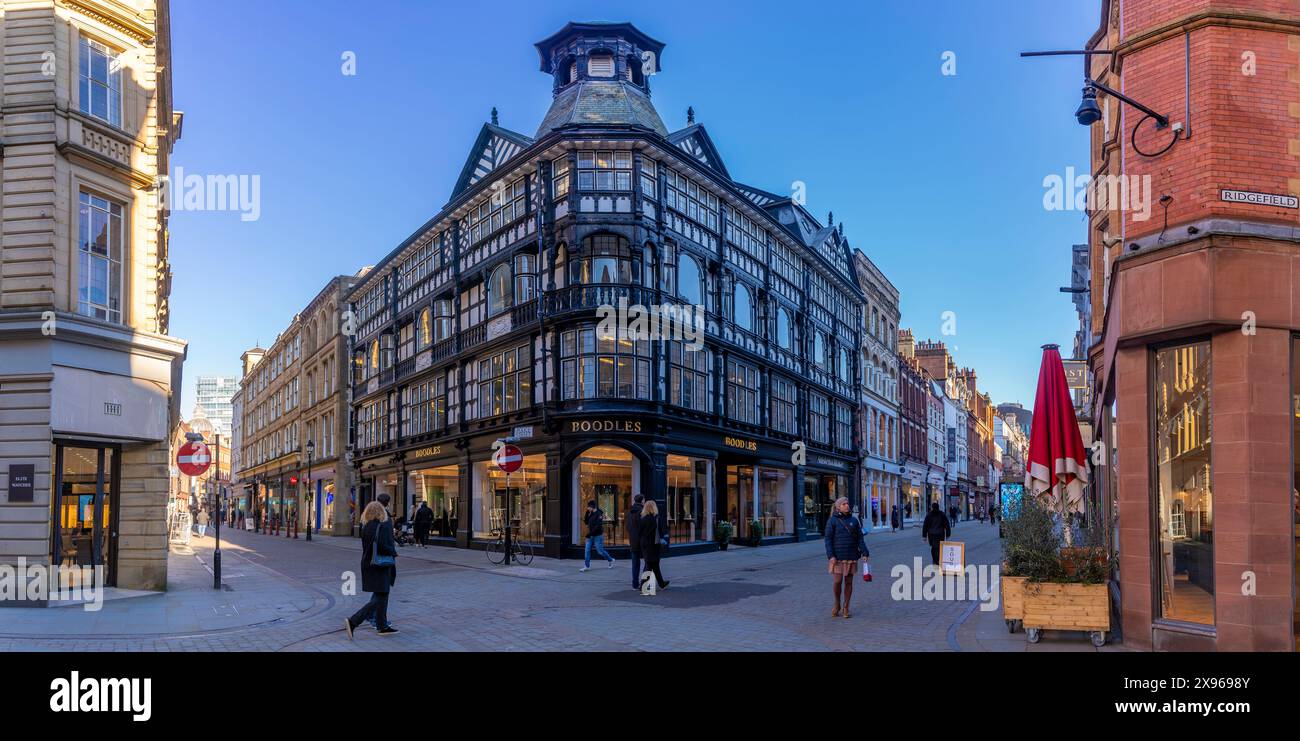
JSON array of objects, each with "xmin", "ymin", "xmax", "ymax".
[
  {"xmin": 627, "ymin": 494, "xmax": 645, "ymax": 590},
  {"xmin": 344, "ymin": 500, "xmax": 399, "ymax": 639},
  {"xmin": 989, "ymin": 507, "xmax": 997, "ymax": 525},
  {"xmin": 922, "ymin": 502, "xmax": 951, "ymax": 566},
  {"xmin": 196, "ymin": 508, "xmax": 209, "ymax": 538},
  {"xmin": 413, "ymin": 499, "xmax": 434, "ymax": 548},
  {"xmin": 580, "ymin": 500, "xmax": 615, "ymax": 572},
  {"xmin": 825, "ymin": 496, "xmax": 869, "ymax": 618},
  {"xmin": 890, "ymin": 504, "xmax": 901, "ymax": 532},
  {"xmin": 637, "ymin": 499, "xmax": 668, "ymax": 593}
]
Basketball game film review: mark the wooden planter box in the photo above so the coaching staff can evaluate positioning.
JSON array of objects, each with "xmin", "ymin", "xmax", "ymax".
[
  {"xmin": 1022, "ymin": 581, "xmax": 1110, "ymax": 646},
  {"xmin": 1001, "ymin": 576, "xmax": 1027, "ymax": 630},
  {"xmin": 1001, "ymin": 576, "xmax": 1109, "ymax": 645}
]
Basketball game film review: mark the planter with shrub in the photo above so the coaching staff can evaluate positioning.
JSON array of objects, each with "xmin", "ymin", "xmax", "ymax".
[{"xmin": 1001, "ymin": 496, "xmax": 1113, "ymax": 647}]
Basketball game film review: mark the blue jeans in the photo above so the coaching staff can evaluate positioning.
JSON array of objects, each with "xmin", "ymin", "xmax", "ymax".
[
  {"xmin": 584, "ymin": 534, "xmax": 613, "ymax": 567},
  {"xmin": 630, "ymin": 552, "xmax": 642, "ymax": 588}
]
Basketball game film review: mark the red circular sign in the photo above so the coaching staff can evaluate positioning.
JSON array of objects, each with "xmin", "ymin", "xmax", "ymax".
[
  {"xmin": 177, "ymin": 441, "xmax": 212, "ymax": 477},
  {"xmin": 494, "ymin": 444, "xmax": 523, "ymax": 474}
]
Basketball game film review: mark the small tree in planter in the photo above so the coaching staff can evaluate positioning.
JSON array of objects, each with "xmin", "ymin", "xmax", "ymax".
[
  {"xmin": 714, "ymin": 521, "xmax": 734, "ymax": 550},
  {"xmin": 1001, "ymin": 496, "xmax": 1114, "ymax": 646},
  {"xmin": 748, "ymin": 519, "xmax": 764, "ymax": 546}
]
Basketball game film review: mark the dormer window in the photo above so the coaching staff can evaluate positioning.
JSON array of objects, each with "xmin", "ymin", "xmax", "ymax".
[{"xmin": 588, "ymin": 53, "xmax": 614, "ymax": 78}]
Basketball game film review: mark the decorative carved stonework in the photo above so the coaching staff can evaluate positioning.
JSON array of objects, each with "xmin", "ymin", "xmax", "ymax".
[{"xmin": 82, "ymin": 127, "xmax": 131, "ymax": 166}]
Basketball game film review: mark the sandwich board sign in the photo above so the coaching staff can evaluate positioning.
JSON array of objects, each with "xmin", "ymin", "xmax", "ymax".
[{"xmin": 939, "ymin": 541, "xmax": 965, "ymax": 575}]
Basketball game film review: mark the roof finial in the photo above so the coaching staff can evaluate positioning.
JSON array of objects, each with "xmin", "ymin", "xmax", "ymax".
[
  {"xmin": 838, "ymin": 222, "xmax": 844, "ymax": 236},
  {"xmin": 827, "ymin": 211, "xmax": 833, "ymax": 227},
  {"xmin": 490, "ymin": 107, "xmax": 499, "ymax": 125},
  {"xmin": 686, "ymin": 106, "xmax": 695, "ymax": 125}
]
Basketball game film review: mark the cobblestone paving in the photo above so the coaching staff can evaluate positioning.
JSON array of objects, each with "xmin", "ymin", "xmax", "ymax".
[{"xmin": 1, "ymin": 519, "xmax": 1024, "ymax": 652}]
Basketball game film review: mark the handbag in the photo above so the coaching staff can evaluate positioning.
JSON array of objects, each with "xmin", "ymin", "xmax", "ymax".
[{"xmin": 371, "ymin": 523, "xmax": 396, "ymax": 567}]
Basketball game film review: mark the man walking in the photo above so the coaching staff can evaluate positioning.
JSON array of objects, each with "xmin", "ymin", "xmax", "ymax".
[
  {"xmin": 580, "ymin": 500, "xmax": 615, "ymax": 572},
  {"xmin": 889, "ymin": 504, "xmax": 900, "ymax": 532},
  {"xmin": 627, "ymin": 494, "xmax": 644, "ymax": 589},
  {"xmin": 413, "ymin": 499, "xmax": 434, "ymax": 548},
  {"xmin": 922, "ymin": 502, "xmax": 951, "ymax": 566}
]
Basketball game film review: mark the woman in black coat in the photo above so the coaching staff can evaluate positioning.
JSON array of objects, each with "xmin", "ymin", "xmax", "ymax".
[
  {"xmin": 637, "ymin": 500, "xmax": 668, "ymax": 591},
  {"xmin": 344, "ymin": 501, "xmax": 399, "ymax": 637}
]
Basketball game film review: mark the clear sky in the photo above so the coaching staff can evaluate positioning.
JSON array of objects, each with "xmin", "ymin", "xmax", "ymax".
[{"xmin": 170, "ymin": 0, "xmax": 1097, "ymax": 414}]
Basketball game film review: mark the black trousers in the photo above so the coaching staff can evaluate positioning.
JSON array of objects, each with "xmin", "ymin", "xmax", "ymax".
[
  {"xmin": 928, "ymin": 535, "xmax": 943, "ymax": 566},
  {"xmin": 349, "ymin": 591, "xmax": 390, "ymax": 629},
  {"xmin": 414, "ymin": 524, "xmax": 430, "ymax": 546},
  {"xmin": 630, "ymin": 551, "xmax": 642, "ymax": 588}
]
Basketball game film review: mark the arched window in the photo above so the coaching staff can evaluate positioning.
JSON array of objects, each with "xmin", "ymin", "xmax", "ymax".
[
  {"xmin": 418, "ymin": 308, "xmax": 432, "ymax": 349},
  {"xmin": 554, "ymin": 243, "xmax": 567, "ymax": 290},
  {"xmin": 777, "ymin": 308, "xmax": 793, "ymax": 350},
  {"xmin": 488, "ymin": 263, "xmax": 512, "ymax": 316},
  {"xmin": 433, "ymin": 300, "xmax": 452, "ymax": 342},
  {"xmin": 514, "ymin": 254, "xmax": 536, "ymax": 303},
  {"xmin": 625, "ymin": 55, "xmax": 645, "ymax": 86},
  {"xmin": 814, "ymin": 332, "xmax": 826, "ymax": 367},
  {"xmin": 733, "ymin": 282, "xmax": 753, "ymax": 331},
  {"xmin": 571, "ymin": 234, "xmax": 635, "ymax": 284},
  {"xmin": 679, "ymin": 253, "xmax": 702, "ymax": 305},
  {"xmin": 369, "ymin": 340, "xmax": 380, "ymax": 372}
]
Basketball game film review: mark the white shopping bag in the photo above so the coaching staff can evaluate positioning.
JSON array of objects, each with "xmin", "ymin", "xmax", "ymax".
[{"xmin": 640, "ymin": 570, "xmax": 657, "ymax": 596}]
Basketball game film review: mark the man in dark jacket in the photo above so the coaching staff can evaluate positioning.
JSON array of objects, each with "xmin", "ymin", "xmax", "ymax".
[
  {"xmin": 580, "ymin": 500, "xmax": 615, "ymax": 572},
  {"xmin": 889, "ymin": 505, "xmax": 900, "ymax": 532},
  {"xmin": 413, "ymin": 500, "xmax": 434, "ymax": 548},
  {"xmin": 626, "ymin": 495, "xmax": 645, "ymax": 590},
  {"xmin": 922, "ymin": 503, "xmax": 951, "ymax": 566}
]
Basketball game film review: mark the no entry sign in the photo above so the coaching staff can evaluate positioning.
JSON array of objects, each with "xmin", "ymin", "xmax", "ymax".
[
  {"xmin": 177, "ymin": 441, "xmax": 212, "ymax": 477},
  {"xmin": 494, "ymin": 444, "xmax": 523, "ymax": 474}
]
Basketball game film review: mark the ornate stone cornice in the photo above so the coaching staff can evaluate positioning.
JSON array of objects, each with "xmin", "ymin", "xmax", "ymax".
[{"xmin": 58, "ymin": 0, "xmax": 155, "ymax": 44}]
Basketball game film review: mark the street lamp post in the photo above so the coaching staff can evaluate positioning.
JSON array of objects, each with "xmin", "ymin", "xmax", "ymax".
[
  {"xmin": 212, "ymin": 432, "xmax": 222, "ymax": 589},
  {"xmin": 305, "ymin": 440, "xmax": 315, "ymax": 541}
]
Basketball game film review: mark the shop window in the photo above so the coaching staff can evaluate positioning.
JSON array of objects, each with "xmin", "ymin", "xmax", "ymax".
[
  {"xmin": 409, "ymin": 465, "xmax": 459, "ymax": 538},
  {"xmin": 1154, "ymin": 340, "xmax": 1213, "ymax": 626},
  {"xmin": 473, "ymin": 455, "xmax": 545, "ymax": 541},
  {"xmin": 666, "ymin": 455, "xmax": 711, "ymax": 543},
  {"xmin": 573, "ymin": 445, "xmax": 638, "ymax": 546}
]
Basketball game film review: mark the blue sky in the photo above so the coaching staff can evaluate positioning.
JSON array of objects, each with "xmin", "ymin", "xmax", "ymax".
[{"xmin": 170, "ymin": 0, "xmax": 1096, "ymax": 413}]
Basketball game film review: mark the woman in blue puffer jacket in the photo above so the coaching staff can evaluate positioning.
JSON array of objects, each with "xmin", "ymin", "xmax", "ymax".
[{"xmin": 824, "ymin": 497, "xmax": 870, "ymax": 618}]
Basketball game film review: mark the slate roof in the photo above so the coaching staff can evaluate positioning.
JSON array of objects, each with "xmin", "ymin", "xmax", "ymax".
[{"xmin": 535, "ymin": 80, "xmax": 669, "ymax": 138}]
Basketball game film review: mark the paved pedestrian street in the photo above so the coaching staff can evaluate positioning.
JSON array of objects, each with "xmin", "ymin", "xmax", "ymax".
[{"xmin": 0, "ymin": 521, "xmax": 1124, "ymax": 652}]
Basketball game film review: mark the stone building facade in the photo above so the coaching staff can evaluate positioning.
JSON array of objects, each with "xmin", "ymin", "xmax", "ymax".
[{"xmin": 0, "ymin": 0, "xmax": 182, "ymax": 594}]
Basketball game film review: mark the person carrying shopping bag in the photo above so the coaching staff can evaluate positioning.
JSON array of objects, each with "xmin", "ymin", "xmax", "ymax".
[{"xmin": 824, "ymin": 497, "xmax": 869, "ymax": 618}]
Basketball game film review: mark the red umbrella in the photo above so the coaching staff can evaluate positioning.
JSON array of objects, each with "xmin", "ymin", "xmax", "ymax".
[{"xmin": 1024, "ymin": 344, "xmax": 1089, "ymax": 517}]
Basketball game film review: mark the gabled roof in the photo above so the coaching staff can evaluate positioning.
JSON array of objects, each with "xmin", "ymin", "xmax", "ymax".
[
  {"xmin": 450, "ymin": 123, "xmax": 535, "ymax": 199},
  {"xmin": 666, "ymin": 124, "xmax": 730, "ymax": 179},
  {"xmin": 732, "ymin": 182, "xmax": 787, "ymax": 208}
]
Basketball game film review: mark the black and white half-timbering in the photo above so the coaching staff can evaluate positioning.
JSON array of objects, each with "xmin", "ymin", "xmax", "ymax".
[{"xmin": 346, "ymin": 22, "xmax": 868, "ymax": 558}]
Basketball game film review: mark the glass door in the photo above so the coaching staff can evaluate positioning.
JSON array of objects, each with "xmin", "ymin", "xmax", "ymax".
[{"xmin": 51, "ymin": 444, "xmax": 119, "ymax": 587}]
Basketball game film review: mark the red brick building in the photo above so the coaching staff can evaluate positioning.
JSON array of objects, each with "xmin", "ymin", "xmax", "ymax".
[{"xmin": 1084, "ymin": 0, "xmax": 1298, "ymax": 650}]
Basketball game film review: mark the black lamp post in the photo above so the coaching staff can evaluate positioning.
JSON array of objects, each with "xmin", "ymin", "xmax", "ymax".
[{"xmin": 305, "ymin": 439, "xmax": 315, "ymax": 541}]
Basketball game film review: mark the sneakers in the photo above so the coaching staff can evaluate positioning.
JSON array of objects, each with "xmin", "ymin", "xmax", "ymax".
[
  {"xmin": 579, "ymin": 566, "xmax": 589, "ymax": 572},
  {"xmin": 660, "ymin": 580, "xmax": 669, "ymax": 590},
  {"xmin": 606, "ymin": 559, "xmax": 615, "ymax": 568},
  {"xmin": 377, "ymin": 626, "xmax": 400, "ymax": 636},
  {"xmin": 344, "ymin": 619, "xmax": 355, "ymax": 641}
]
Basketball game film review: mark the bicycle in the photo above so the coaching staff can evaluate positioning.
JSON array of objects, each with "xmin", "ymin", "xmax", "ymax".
[{"xmin": 485, "ymin": 524, "xmax": 534, "ymax": 566}]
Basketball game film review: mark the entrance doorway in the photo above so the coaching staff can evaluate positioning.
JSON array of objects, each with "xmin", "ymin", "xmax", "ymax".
[{"xmin": 51, "ymin": 443, "xmax": 120, "ymax": 587}]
